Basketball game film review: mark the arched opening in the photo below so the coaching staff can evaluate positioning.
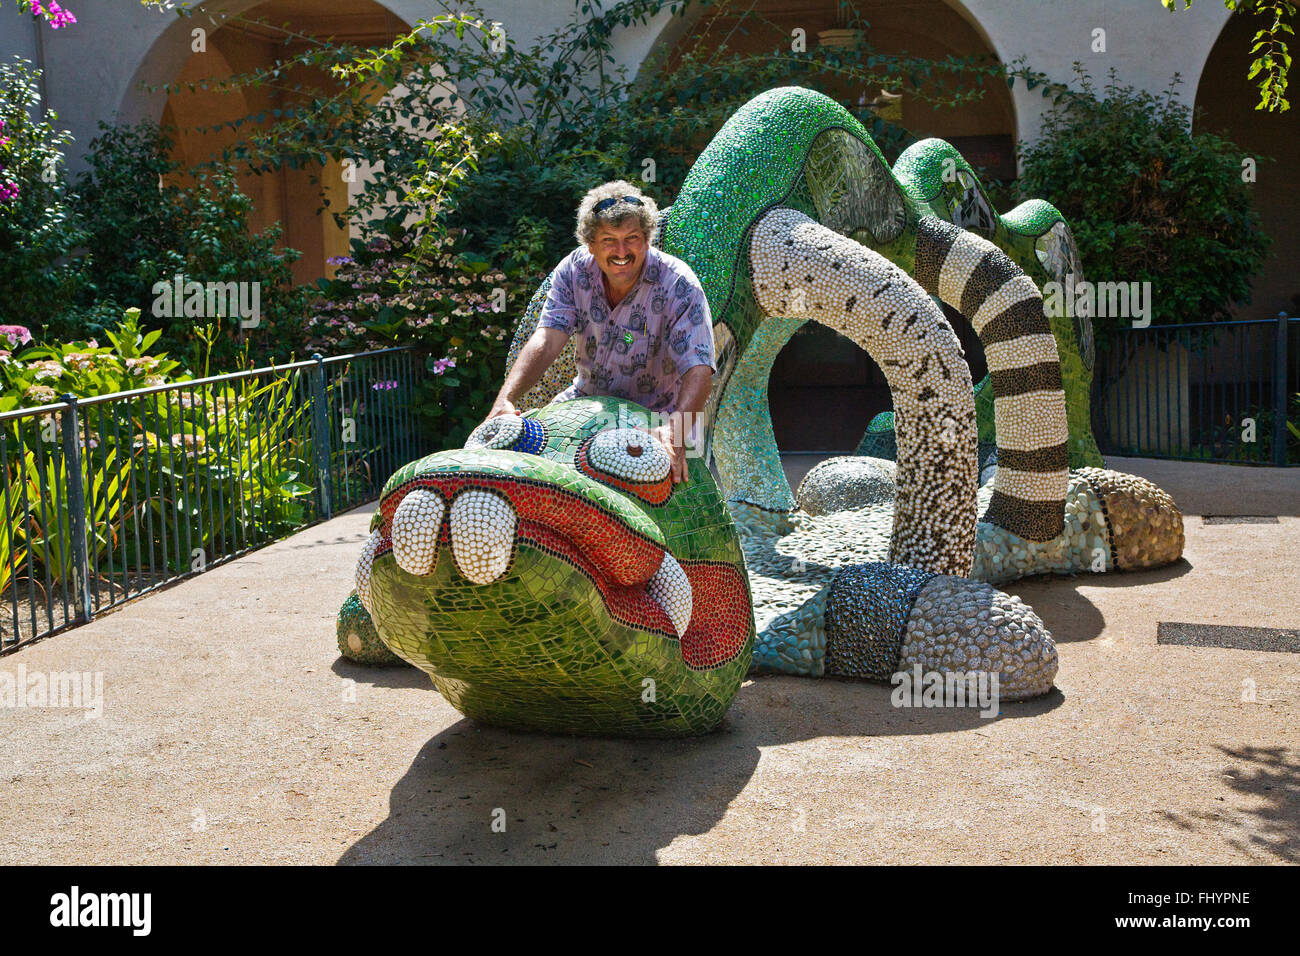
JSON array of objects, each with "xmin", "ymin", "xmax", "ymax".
[
  {"xmin": 649, "ymin": 0, "xmax": 1010, "ymax": 451},
  {"xmin": 770, "ymin": 305, "xmax": 987, "ymax": 452},
  {"xmin": 132, "ymin": 0, "xmax": 411, "ymax": 285},
  {"xmin": 1194, "ymin": 13, "xmax": 1299, "ymax": 319}
]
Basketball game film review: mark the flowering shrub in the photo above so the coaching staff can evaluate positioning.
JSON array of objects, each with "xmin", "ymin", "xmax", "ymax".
[
  {"xmin": 0, "ymin": 58, "xmax": 86, "ymax": 329},
  {"xmin": 307, "ymin": 226, "xmax": 543, "ymax": 448},
  {"xmin": 17, "ymin": 0, "xmax": 75, "ymax": 28},
  {"xmin": 0, "ymin": 310, "xmax": 183, "ymax": 413}
]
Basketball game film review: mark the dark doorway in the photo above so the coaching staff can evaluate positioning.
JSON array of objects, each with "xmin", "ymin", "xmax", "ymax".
[{"xmin": 769, "ymin": 307, "xmax": 988, "ymax": 453}]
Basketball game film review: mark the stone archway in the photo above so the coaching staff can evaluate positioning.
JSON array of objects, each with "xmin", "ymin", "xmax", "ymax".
[
  {"xmin": 119, "ymin": 0, "xmax": 412, "ymax": 285},
  {"xmin": 1194, "ymin": 12, "xmax": 1299, "ymax": 319}
]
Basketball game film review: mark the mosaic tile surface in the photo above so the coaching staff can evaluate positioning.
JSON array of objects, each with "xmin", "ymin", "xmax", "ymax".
[{"xmin": 342, "ymin": 87, "xmax": 1186, "ymax": 732}]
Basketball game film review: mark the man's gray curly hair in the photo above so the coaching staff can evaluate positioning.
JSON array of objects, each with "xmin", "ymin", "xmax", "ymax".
[{"xmin": 575, "ymin": 180, "xmax": 659, "ymax": 246}]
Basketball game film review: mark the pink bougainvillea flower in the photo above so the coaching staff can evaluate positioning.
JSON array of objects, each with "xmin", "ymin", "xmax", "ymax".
[{"xmin": 22, "ymin": 0, "xmax": 77, "ymax": 28}]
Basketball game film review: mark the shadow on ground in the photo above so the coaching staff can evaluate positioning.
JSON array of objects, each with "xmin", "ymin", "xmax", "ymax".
[
  {"xmin": 1012, "ymin": 559, "xmax": 1193, "ymax": 644},
  {"xmin": 1154, "ymin": 745, "xmax": 1300, "ymax": 864},
  {"xmin": 339, "ymin": 677, "xmax": 1063, "ymax": 864}
]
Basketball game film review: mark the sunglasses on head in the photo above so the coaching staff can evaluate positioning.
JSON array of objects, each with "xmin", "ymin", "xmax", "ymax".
[{"xmin": 593, "ymin": 195, "xmax": 645, "ymax": 213}]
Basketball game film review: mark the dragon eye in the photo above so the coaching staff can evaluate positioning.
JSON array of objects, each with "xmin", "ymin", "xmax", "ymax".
[
  {"xmin": 577, "ymin": 428, "xmax": 673, "ymax": 503},
  {"xmin": 465, "ymin": 414, "xmax": 547, "ymax": 454}
]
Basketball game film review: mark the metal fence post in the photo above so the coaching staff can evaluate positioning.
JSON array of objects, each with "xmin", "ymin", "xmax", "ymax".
[
  {"xmin": 310, "ymin": 354, "xmax": 333, "ymax": 520},
  {"xmin": 1275, "ymin": 312, "xmax": 1290, "ymax": 467},
  {"xmin": 59, "ymin": 395, "xmax": 93, "ymax": 624}
]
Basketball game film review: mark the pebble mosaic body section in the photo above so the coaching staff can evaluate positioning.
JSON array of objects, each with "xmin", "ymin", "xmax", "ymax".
[
  {"xmin": 749, "ymin": 207, "xmax": 976, "ymax": 577},
  {"xmin": 913, "ymin": 216, "xmax": 1068, "ymax": 542},
  {"xmin": 340, "ymin": 86, "xmax": 1187, "ymax": 735},
  {"xmin": 901, "ymin": 576, "xmax": 1058, "ymax": 701}
]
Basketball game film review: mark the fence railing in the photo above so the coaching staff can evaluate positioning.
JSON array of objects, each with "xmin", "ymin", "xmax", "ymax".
[
  {"xmin": 1094, "ymin": 313, "xmax": 1299, "ymax": 466},
  {"xmin": 0, "ymin": 347, "xmax": 432, "ymax": 653}
]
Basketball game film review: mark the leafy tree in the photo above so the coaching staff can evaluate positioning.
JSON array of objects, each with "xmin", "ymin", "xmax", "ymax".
[
  {"xmin": 1016, "ymin": 65, "xmax": 1271, "ymax": 338},
  {"xmin": 170, "ymin": 0, "xmax": 1003, "ymax": 434},
  {"xmin": 1162, "ymin": 0, "xmax": 1294, "ymax": 111}
]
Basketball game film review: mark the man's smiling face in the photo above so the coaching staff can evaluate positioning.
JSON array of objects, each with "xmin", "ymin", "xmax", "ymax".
[{"xmin": 588, "ymin": 219, "xmax": 647, "ymax": 289}]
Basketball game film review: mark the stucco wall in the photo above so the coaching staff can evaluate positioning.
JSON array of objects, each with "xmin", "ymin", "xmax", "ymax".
[{"xmin": 1, "ymin": 0, "xmax": 1236, "ymax": 169}]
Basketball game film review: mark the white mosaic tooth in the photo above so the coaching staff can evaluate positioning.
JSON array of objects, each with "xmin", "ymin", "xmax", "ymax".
[
  {"xmin": 355, "ymin": 530, "xmax": 384, "ymax": 615},
  {"xmin": 647, "ymin": 551, "xmax": 692, "ymax": 638},
  {"xmin": 589, "ymin": 427, "xmax": 672, "ymax": 482},
  {"xmin": 392, "ymin": 489, "xmax": 445, "ymax": 576},
  {"xmin": 449, "ymin": 489, "xmax": 516, "ymax": 585}
]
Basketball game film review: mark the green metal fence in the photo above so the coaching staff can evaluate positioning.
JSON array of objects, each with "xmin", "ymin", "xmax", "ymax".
[
  {"xmin": 0, "ymin": 347, "xmax": 431, "ymax": 652},
  {"xmin": 1095, "ymin": 313, "xmax": 1299, "ymax": 466}
]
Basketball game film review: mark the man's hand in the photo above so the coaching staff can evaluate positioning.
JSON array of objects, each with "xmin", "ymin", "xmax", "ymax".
[
  {"xmin": 650, "ymin": 422, "xmax": 688, "ymax": 484},
  {"xmin": 483, "ymin": 327, "xmax": 569, "ymax": 428},
  {"xmin": 487, "ymin": 396, "xmax": 518, "ymax": 420}
]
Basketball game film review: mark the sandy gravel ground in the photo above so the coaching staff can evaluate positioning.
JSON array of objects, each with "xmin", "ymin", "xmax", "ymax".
[{"xmin": 1, "ymin": 457, "xmax": 1296, "ymax": 865}]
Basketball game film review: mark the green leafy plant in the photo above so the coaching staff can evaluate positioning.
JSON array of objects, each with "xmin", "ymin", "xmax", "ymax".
[
  {"xmin": 1162, "ymin": 0, "xmax": 1294, "ymax": 112},
  {"xmin": 1016, "ymin": 66, "xmax": 1272, "ymax": 347}
]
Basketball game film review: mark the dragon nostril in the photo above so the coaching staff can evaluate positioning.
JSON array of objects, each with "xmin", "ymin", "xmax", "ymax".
[{"xmin": 626, "ymin": 443, "xmax": 643, "ymax": 458}]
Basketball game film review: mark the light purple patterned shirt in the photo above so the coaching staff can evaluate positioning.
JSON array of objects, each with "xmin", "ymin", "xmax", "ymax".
[{"xmin": 538, "ymin": 245, "xmax": 715, "ymax": 414}]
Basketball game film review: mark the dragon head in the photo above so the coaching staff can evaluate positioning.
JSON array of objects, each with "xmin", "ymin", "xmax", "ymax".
[{"xmin": 353, "ymin": 396, "xmax": 754, "ymax": 736}]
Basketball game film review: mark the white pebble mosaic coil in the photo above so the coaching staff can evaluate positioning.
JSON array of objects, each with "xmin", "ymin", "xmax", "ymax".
[{"xmin": 749, "ymin": 206, "xmax": 977, "ymax": 577}]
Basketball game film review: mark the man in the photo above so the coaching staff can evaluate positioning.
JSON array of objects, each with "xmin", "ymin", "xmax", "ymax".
[{"xmin": 485, "ymin": 180, "xmax": 714, "ymax": 483}]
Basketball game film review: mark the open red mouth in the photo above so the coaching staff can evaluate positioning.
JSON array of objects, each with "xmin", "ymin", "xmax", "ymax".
[{"xmin": 373, "ymin": 474, "xmax": 751, "ymax": 670}]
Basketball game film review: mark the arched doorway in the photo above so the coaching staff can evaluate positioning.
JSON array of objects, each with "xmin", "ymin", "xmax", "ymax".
[
  {"xmin": 648, "ymin": 0, "xmax": 1009, "ymax": 450},
  {"xmin": 1194, "ymin": 13, "xmax": 1299, "ymax": 319},
  {"xmin": 129, "ymin": 0, "xmax": 411, "ymax": 285}
]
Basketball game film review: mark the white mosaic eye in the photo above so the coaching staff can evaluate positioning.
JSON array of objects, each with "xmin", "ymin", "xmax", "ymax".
[
  {"xmin": 466, "ymin": 415, "xmax": 525, "ymax": 450},
  {"xmin": 587, "ymin": 428, "xmax": 672, "ymax": 483}
]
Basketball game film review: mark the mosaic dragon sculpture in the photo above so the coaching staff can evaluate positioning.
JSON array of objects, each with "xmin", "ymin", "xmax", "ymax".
[{"xmin": 340, "ymin": 87, "xmax": 1185, "ymax": 736}]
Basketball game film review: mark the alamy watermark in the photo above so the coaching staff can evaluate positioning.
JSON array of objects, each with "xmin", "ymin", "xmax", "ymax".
[
  {"xmin": 1042, "ymin": 273, "xmax": 1153, "ymax": 328},
  {"xmin": 0, "ymin": 664, "xmax": 103, "ymax": 719},
  {"xmin": 151, "ymin": 273, "xmax": 261, "ymax": 329},
  {"xmin": 891, "ymin": 665, "xmax": 1000, "ymax": 718},
  {"xmin": 49, "ymin": 886, "xmax": 150, "ymax": 936},
  {"xmin": 591, "ymin": 402, "xmax": 709, "ymax": 459}
]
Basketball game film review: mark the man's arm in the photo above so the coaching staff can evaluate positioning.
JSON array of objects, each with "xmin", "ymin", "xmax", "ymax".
[
  {"xmin": 487, "ymin": 326, "xmax": 570, "ymax": 419},
  {"xmin": 652, "ymin": 363, "xmax": 712, "ymax": 484}
]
